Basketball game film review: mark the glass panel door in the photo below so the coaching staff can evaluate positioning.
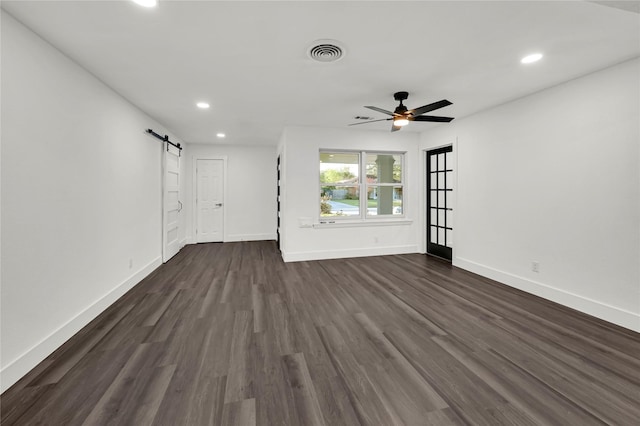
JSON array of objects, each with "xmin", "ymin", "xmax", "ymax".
[
  {"xmin": 277, "ymin": 155, "xmax": 281, "ymax": 251},
  {"xmin": 426, "ymin": 146, "xmax": 453, "ymax": 261}
]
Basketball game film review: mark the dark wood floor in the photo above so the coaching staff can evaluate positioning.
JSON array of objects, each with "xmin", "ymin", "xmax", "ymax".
[{"xmin": 2, "ymin": 241, "xmax": 640, "ymax": 425}]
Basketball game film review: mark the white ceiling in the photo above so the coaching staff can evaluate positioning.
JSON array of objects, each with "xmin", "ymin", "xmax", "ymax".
[{"xmin": 2, "ymin": 1, "xmax": 639, "ymax": 146}]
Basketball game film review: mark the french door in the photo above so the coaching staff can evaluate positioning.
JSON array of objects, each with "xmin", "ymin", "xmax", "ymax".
[
  {"xmin": 426, "ymin": 146, "xmax": 453, "ymax": 261},
  {"xmin": 277, "ymin": 155, "xmax": 281, "ymax": 251}
]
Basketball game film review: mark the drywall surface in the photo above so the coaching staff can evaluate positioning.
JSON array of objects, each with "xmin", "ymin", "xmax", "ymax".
[
  {"xmin": 420, "ymin": 59, "xmax": 640, "ymax": 331},
  {"xmin": 184, "ymin": 144, "xmax": 277, "ymax": 243},
  {"xmin": 280, "ymin": 126, "xmax": 421, "ymax": 262},
  {"xmin": 0, "ymin": 13, "xmax": 183, "ymax": 391}
]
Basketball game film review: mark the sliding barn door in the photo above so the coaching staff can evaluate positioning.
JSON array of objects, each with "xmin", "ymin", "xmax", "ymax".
[{"xmin": 162, "ymin": 144, "xmax": 182, "ymax": 262}]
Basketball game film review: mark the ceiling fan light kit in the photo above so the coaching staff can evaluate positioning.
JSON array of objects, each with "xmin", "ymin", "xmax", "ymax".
[
  {"xmin": 393, "ymin": 117, "xmax": 409, "ymax": 127},
  {"xmin": 350, "ymin": 91, "xmax": 455, "ymax": 132}
]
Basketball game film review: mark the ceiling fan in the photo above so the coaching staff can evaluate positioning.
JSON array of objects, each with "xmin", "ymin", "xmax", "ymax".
[{"xmin": 350, "ymin": 91, "xmax": 454, "ymax": 132}]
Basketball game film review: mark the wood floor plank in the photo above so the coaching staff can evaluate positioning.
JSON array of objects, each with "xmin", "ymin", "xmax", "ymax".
[
  {"xmin": 3, "ymin": 241, "xmax": 639, "ymax": 426},
  {"xmin": 0, "ymin": 384, "xmax": 55, "ymax": 425},
  {"xmin": 105, "ymin": 363, "xmax": 176, "ymax": 425},
  {"xmin": 81, "ymin": 342, "xmax": 170, "ymax": 425},
  {"xmin": 282, "ymin": 352, "xmax": 326, "ymax": 426},
  {"xmin": 224, "ymin": 310, "xmax": 255, "ymax": 403},
  {"xmin": 12, "ymin": 345, "xmax": 138, "ymax": 425},
  {"xmin": 28, "ymin": 302, "xmax": 136, "ymax": 386},
  {"xmin": 317, "ymin": 324, "xmax": 405, "ymax": 425},
  {"xmin": 221, "ymin": 398, "xmax": 256, "ymax": 426},
  {"xmin": 253, "ymin": 330, "xmax": 300, "ymax": 426},
  {"xmin": 353, "ymin": 312, "xmax": 448, "ymax": 412},
  {"xmin": 252, "ymin": 283, "xmax": 266, "ymax": 333}
]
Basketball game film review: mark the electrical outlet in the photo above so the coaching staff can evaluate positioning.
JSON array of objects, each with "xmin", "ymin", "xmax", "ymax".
[
  {"xmin": 374, "ymin": 236, "xmax": 379, "ymax": 243},
  {"xmin": 531, "ymin": 261, "xmax": 540, "ymax": 273},
  {"xmin": 129, "ymin": 258, "xmax": 133, "ymax": 269}
]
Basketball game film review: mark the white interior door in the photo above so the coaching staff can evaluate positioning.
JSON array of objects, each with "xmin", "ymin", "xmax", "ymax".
[
  {"xmin": 162, "ymin": 144, "xmax": 182, "ymax": 262},
  {"xmin": 196, "ymin": 159, "xmax": 224, "ymax": 243}
]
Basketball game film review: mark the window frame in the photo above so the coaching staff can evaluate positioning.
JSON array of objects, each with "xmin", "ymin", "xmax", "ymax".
[{"xmin": 319, "ymin": 149, "xmax": 406, "ymax": 223}]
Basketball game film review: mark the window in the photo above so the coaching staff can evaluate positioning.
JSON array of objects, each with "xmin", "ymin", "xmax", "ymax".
[{"xmin": 320, "ymin": 150, "xmax": 404, "ymax": 220}]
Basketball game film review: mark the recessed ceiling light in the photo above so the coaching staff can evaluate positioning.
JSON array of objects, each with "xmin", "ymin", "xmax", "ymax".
[
  {"xmin": 216, "ymin": 133, "xmax": 226, "ymax": 138},
  {"xmin": 132, "ymin": 0, "xmax": 157, "ymax": 8},
  {"xmin": 196, "ymin": 102, "xmax": 210, "ymax": 109},
  {"xmin": 521, "ymin": 53, "xmax": 543, "ymax": 64}
]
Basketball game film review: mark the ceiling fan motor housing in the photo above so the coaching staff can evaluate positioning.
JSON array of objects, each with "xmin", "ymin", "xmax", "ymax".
[
  {"xmin": 395, "ymin": 104, "xmax": 408, "ymax": 114},
  {"xmin": 394, "ymin": 91, "xmax": 409, "ymax": 102},
  {"xmin": 394, "ymin": 92, "xmax": 409, "ymax": 114}
]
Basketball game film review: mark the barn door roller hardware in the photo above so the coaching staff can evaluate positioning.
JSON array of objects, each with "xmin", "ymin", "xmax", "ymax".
[{"xmin": 146, "ymin": 128, "xmax": 182, "ymax": 156}]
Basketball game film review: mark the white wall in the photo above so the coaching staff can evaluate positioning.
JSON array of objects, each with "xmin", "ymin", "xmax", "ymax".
[
  {"xmin": 184, "ymin": 144, "xmax": 277, "ymax": 243},
  {"xmin": 1, "ymin": 12, "xmax": 185, "ymax": 391},
  {"xmin": 420, "ymin": 59, "xmax": 640, "ymax": 332},
  {"xmin": 280, "ymin": 126, "xmax": 421, "ymax": 262}
]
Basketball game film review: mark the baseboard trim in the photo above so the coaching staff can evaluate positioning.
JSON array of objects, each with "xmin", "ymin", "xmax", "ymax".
[
  {"xmin": 225, "ymin": 233, "xmax": 276, "ymax": 242},
  {"xmin": 282, "ymin": 245, "xmax": 418, "ymax": 262},
  {"xmin": 454, "ymin": 256, "xmax": 640, "ymax": 333},
  {"xmin": 0, "ymin": 256, "xmax": 162, "ymax": 393}
]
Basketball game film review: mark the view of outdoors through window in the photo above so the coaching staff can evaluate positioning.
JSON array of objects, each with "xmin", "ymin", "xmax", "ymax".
[{"xmin": 320, "ymin": 151, "xmax": 403, "ymax": 218}]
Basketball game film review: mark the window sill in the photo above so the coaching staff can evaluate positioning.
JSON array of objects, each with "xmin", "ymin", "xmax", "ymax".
[{"xmin": 314, "ymin": 218, "xmax": 413, "ymax": 228}]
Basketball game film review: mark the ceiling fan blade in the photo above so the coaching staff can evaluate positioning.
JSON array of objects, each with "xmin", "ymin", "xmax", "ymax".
[
  {"xmin": 408, "ymin": 99, "xmax": 452, "ymax": 116},
  {"xmin": 391, "ymin": 123, "xmax": 402, "ymax": 132},
  {"xmin": 412, "ymin": 115, "xmax": 455, "ymax": 122},
  {"xmin": 348, "ymin": 118, "xmax": 392, "ymax": 126},
  {"xmin": 365, "ymin": 106, "xmax": 398, "ymax": 116}
]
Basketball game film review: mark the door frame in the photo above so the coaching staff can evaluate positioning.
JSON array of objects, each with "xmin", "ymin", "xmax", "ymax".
[
  {"xmin": 422, "ymin": 140, "xmax": 457, "ymax": 259},
  {"xmin": 192, "ymin": 156, "xmax": 228, "ymax": 243}
]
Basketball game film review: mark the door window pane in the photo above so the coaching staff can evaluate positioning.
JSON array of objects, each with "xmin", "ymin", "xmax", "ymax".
[{"xmin": 446, "ymin": 230, "xmax": 453, "ymax": 247}]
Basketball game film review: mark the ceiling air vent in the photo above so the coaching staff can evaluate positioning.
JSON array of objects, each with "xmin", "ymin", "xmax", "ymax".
[{"xmin": 308, "ymin": 39, "xmax": 345, "ymax": 63}]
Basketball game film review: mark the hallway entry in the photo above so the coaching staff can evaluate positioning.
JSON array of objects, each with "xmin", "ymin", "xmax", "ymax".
[{"xmin": 196, "ymin": 159, "xmax": 224, "ymax": 243}]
